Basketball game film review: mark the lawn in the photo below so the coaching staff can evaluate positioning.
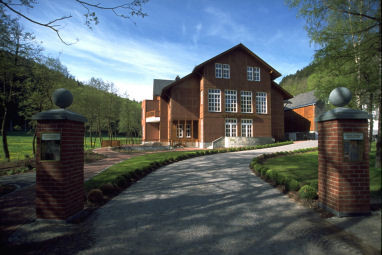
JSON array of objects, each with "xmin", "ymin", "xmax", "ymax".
[
  {"xmin": 0, "ymin": 131, "xmax": 141, "ymax": 162},
  {"xmin": 262, "ymin": 142, "xmax": 381, "ymax": 198}
]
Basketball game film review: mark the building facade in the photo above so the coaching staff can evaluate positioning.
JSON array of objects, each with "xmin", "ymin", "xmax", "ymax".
[
  {"xmin": 284, "ymin": 90, "xmax": 325, "ymax": 140},
  {"xmin": 142, "ymin": 44, "xmax": 292, "ymax": 148}
]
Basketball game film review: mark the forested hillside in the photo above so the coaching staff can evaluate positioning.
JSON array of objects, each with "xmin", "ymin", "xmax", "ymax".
[{"xmin": 279, "ymin": 63, "xmax": 318, "ymax": 96}]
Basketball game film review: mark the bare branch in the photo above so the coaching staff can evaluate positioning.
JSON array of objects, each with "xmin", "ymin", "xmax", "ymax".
[{"xmin": 0, "ymin": 0, "xmax": 76, "ymax": 45}]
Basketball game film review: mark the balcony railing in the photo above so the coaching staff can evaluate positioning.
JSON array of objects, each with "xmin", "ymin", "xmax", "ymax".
[{"xmin": 146, "ymin": 110, "xmax": 160, "ymax": 118}]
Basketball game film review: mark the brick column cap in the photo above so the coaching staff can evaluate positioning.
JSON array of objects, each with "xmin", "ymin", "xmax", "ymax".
[
  {"xmin": 316, "ymin": 107, "xmax": 369, "ymax": 122},
  {"xmin": 32, "ymin": 109, "xmax": 87, "ymax": 123}
]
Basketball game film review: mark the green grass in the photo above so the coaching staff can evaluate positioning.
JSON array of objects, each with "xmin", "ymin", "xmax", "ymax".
[
  {"xmin": 262, "ymin": 142, "xmax": 381, "ymax": 197},
  {"xmin": 84, "ymin": 150, "xmax": 202, "ymax": 191},
  {"xmin": 0, "ymin": 131, "xmax": 141, "ymax": 162}
]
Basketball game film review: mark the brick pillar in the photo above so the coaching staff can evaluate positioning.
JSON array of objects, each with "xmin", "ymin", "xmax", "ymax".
[
  {"xmin": 318, "ymin": 119, "xmax": 370, "ymax": 216},
  {"xmin": 35, "ymin": 120, "xmax": 85, "ymax": 220}
]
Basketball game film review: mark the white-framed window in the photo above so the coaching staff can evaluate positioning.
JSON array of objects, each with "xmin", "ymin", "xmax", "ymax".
[
  {"xmin": 240, "ymin": 91, "xmax": 252, "ymax": 113},
  {"xmin": 186, "ymin": 124, "xmax": 191, "ymax": 138},
  {"xmin": 241, "ymin": 119, "xmax": 253, "ymax": 137},
  {"xmin": 247, "ymin": 66, "xmax": 260, "ymax": 81},
  {"xmin": 208, "ymin": 89, "xmax": 221, "ymax": 112},
  {"xmin": 225, "ymin": 90, "xmax": 237, "ymax": 112},
  {"xmin": 176, "ymin": 124, "xmax": 183, "ymax": 138},
  {"xmin": 223, "ymin": 64, "xmax": 230, "ymax": 79},
  {"xmin": 215, "ymin": 63, "xmax": 222, "ymax": 78},
  {"xmin": 256, "ymin": 92, "xmax": 267, "ymax": 114},
  {"xmin": 225, "ymin": 118, "xmax": 237, "ymax": 137}
]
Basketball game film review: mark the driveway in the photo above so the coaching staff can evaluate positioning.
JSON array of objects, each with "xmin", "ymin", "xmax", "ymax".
[{"xmin": 72, "ymin": 141, "xmax": 376, "ymax": 255}]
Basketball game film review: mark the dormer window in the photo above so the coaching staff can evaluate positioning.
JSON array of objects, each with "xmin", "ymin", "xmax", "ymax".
[
  {"xmin": 247, "ymin": 66, "xmax": 260, "ymax": 81},
  {"xmin": 215, "ymin": 63, "xmax": 230, "ymax": 79}
]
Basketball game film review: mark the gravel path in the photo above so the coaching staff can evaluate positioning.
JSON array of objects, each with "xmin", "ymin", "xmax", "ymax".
[{"xmin": 70, "ymin": 141, "xmax": 376, "ymax": 255}]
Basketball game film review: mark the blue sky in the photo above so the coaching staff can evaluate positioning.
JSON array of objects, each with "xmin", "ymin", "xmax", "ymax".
[{"xmin": 10, "ymin": 0, "xmax": 316, "ymax": 101}]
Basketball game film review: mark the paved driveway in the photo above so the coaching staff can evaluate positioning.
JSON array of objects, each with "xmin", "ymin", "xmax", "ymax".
[{"xmin": 72, "ymin": 141, "xmax": 374, "ymax": 255}]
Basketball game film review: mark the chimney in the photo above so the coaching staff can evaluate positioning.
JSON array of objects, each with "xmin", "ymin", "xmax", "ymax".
[{"xmin": 175, "ymin": 75, "xmax": 180, "ymax": 81}]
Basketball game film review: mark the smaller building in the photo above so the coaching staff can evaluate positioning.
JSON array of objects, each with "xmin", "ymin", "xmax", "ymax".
[{"xmin": 284, "ymin": 90, "xmax": 325, "ymax": 140}]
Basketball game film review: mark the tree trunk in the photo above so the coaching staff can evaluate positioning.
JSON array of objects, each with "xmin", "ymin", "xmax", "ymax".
[{"xmin": 1, "ymin": 109, "xmax": 10, "ymax": 161}]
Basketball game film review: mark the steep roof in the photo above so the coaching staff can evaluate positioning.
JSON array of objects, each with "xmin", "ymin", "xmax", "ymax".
[
  {"xmin": 160, "ymin": 43, "xmax": 282, "ymax": 96},
  {"xmin": 193, "ymin": 43, "xmax": 281, "ymax": 80},
  {"xmin": 153, "ymin": 79, "xmax": 174, "ymax": 98},
  {"xmin": 284, "ymin": 90, "xmax": 318, "ymax": 110}
]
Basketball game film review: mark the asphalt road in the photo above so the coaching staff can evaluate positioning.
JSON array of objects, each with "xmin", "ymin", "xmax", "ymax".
[{"xmin": 73, "ymin": 141, "xmax": 377, "ymax": 255}]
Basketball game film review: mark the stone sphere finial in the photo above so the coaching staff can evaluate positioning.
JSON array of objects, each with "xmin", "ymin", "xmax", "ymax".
[
  {"xmin": 329, "ymin": 87, "xmax": 352, "ymax": 107},
  {"xmin": 52, "ymin": 88, "xmax": 73, "ymax": 109}
]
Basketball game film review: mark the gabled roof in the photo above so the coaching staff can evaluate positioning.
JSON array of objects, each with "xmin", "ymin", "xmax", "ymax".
[
  {"xmin": 272, "ymin": 82, "xmax": 293, "ymax": 100},
  {"xmin": 193, "ymin": 43, "xmax": 281, "ymax": 80},
  {"xmin": 153, "ymin": 79, "xmax": 174, "ymax": 98},
  {"xmin": 284, "ymin": 90, "xmax": 318, "ymax": 110}
]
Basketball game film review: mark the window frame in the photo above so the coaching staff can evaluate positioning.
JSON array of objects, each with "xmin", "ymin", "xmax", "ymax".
[
  {"xmin": 208, "ymin": 89, "xmax": 221, "ymax": 112},
  {"xmin": 256, "ymin": 92, "xmax": 267, "ymax": 114},
  {"xmin": 223, "ymin": 64, "xmax": 230, "ymax": 79},
  {"xmin": 215, "ymin": 63, "xmax": 222, "ymax": 78},
  {"xmin": 240, "ymin": 91, "xmax": 253, "ymax": 113},
  {"xmin": 225, "ymin": 118, "xmax": 237, "ymax": 137},
  {"xmin": 225, "ymin": 90, "xmax": 237, "ymax": 113},
  {"xmin": 241, "ymin": 119, "xmax": 253, "ymax": 137},
  {"xmin": 247, "ymin": 66, "xmax": 260, "ymax": 81},
  {"xmin": 176, "ymin": 123, "xmax": 184, "ymax": 138},
  {"xmin": 186, "ymin": 123, "xmax": 191, "ymax": 138}
]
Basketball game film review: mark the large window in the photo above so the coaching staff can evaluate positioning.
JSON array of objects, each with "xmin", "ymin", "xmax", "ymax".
[
  {"xmin": 225, "ymin": 90, "xmax": 237, "ymax": 112},
  {"xmin": 241, "ymin": 91, "xmax": 252, "ymax": 113},
  {"xmin": 216, "ymin": 63, "xmax": 230, "ymax": 79},
  {"xmin": 256, "ymin": 92, "xmax": 267, "ymax": 114},
  {"xmin": 225, "ymin": 118, "xmax": 237, "ymax": 137},
  {"xmin": 208, "ymin": 89, "xmax": 221, "ymax": 112},
  {"xmin": 176, "ymin": 124, "xmax": 183, "ymax": 138},
  {"xmin": 247, "ymin": 66, "xmax": 260, "ymax": 81},
  {"xmin": 241, "ymin": 119, "xmax": 253, "ymax": 137}
]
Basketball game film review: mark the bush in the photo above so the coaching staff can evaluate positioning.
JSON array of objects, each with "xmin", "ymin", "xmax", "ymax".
[
  {"xmin": 100, "ymin": 183, "xmax": 119, "ymax": 196},
  {"xmin": 286, "ymin": 178, "xmax": 300, "ymax": 191},
  {"xmin": 275, "ymin": 174, "xmax": 287, "ymax": 186},
  {"xmin": 298, "ymin": 185, "xmax": 318, "ymax": 199},
  {"xmin": 114, "ymin": 175, "xmax": 127, "ymax": 188},
  {"xmin": 87, "ymin": 189, "xmax": 104, "ymax": 204},
  {"xmin": 308, "ymin": 180, "xmax": 318, "ymax": 191},
  {"xmin": 265, "ymin": 169, "xmax": 278, "ymax": 182},
  {"xmin": 260, "ymin": 167, "xmax": 269, "ymax": 177}
]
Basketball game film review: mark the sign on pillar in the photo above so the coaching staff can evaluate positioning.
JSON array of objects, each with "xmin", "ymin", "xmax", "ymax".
[
  {"xmin": 316, "ymin": 87, "xmax": 370, "ymax": 217},
  {"xmin": 32, "ymin": 88, "xmax": 87, "ymax": 221}
]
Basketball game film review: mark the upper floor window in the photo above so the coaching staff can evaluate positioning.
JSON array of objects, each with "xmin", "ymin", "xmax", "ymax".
[
  {"xmin": 208, "ymin": 89, "xmax": 221, "ymax": 112},
  {"xmin": 223, "ymin": 64, "xmax": 230, "ymax": 79},
  {"xmin": 225, "ymin": 118, "xmax": 237, "ymax": 137},
  {"xmin": 241, "ymin": 91, "xmax": 253, "ymax": 113},
  {"xmin": 247, "ymin": 66, "xmax": 260, "ymax": 81},
  {"xmin": 215, "ymin": 63, "xmax": 222, "ymax": 78},
  {"xmin": 256, "ymin": 92, "xmax": 267, "ymax": 114},
  {"xmin": 216, "ymin": 63, "xmax": 230, "ymax": 79},
  {"xmin": 225, "ymin": 90, "xmax": 237, "ymax": 112}
]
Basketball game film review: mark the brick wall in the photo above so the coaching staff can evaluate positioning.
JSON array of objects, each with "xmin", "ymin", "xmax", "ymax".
[
  {"xmin": 36, "ymin": 120, "xmax": 85, "ymax": 220},
  {"xmin": 318, "ymin": 119, "xmax": 370, "ymax": 216}
]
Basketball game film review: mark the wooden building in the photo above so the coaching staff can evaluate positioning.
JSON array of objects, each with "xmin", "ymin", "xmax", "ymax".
[
  {"xmin": 284, "ymin": 90, "xmax": 325, "ymax": 140},
  {"xmin": 142, "ymin": 43, "xmax": 292, "ymax": 148}
]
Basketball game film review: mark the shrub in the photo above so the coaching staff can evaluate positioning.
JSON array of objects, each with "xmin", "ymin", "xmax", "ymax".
[
  {"xmin": 100, "ymin": 183, "xmax": 119, "ymax": 196},
  {"xmin": 87, "ymin": 189, "xmax": 104, "ymax": 204},
  {"xmin": 114, "ymin": 175, "xmax": 127, "ymax": 188},
  {"xmin": 299, "ymin": 185, "xmax": 318, "ymax": 199},
  {"xmin": 265, "ymin": 169, "xmax": 278, "ymax": 182},
  {"xmin": 275, "ymin": 174, "xmax": 287, "ymax": 186},
  {"xmin": 308, "ymin": 180, "xmax": 318, "ymax": 191},
  {"xmin": 260, "ymin": 167, "xmax": 269, "ymax": 177},
  {"xmin": 286, "ymin": 178, "xmax": 300, "ymax": 191}
]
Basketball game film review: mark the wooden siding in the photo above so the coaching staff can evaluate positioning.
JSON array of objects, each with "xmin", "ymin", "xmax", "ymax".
[{"xmin": 285, "ymin": 104, "xmax": 316, "ymax": 132}]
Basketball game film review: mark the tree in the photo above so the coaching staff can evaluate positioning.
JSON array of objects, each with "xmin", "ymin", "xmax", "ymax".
[
  {"xmin": 0, "ymin": 0, "xmax": 148, "ymax": 45},
  {"xmin": 287, "ymin": 0, "xmax": 381, "ymax": 168},
  {"xmin": 0, "ymin": 7, "xmax": 42, "ymax": 161}
]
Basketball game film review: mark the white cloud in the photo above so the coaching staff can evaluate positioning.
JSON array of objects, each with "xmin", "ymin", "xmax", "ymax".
[{"xmin": 192, "ymin": 23, "xmax": 203, "ymax": 46}]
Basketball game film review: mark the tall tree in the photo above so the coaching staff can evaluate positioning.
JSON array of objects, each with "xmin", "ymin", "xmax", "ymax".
[
  {"xmin": 0, "ymin": 7, "xmax": 41, "ymax": 161},
  {"xmin": 0, "ymin": 0, "xmax": 148, "ymax": 44},
  {"xmin": 287, "ymin": 0, "xmax": 381, "ymax": 167}
]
